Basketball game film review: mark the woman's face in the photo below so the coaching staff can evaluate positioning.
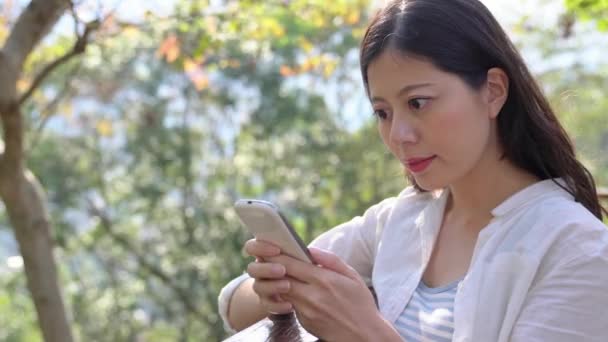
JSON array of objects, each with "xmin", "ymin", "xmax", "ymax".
[{"xmin": 367, "ymin": 50, "xmax": 498, "ymax": 191}]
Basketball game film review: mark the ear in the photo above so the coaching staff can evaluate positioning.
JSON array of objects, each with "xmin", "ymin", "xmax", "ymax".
[{"xmin": 485, "ymin": 68, "xmax": 509, "ymax": 119}]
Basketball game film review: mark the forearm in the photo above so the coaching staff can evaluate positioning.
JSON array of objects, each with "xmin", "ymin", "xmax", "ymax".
[{"xmin": 227, "ymin": 278, "xmax": 268, "ymax": 331}]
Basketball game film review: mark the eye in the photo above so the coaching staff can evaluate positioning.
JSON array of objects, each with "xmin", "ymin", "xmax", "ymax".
[
  {"xmin": 408, "ymin": 98, "xmax": 430, "ymax": 111},
  {"xmin": 373, "ymin": 109, "xmax": 390, "ymax": 120}
]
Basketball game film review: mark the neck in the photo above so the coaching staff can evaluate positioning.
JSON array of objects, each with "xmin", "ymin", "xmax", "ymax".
[{"xmin": 446, "ymin": 153, "xmax": 539, "ymax": 223}]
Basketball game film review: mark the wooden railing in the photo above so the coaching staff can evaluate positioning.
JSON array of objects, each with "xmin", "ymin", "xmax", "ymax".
[{"xmin": 223, "ymin": 313, "xmax": 318, "ymax": 342}]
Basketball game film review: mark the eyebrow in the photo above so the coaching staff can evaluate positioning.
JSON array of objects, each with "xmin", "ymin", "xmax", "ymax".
[{"xmin": 371, "ymin": 82, "xmax": 434, "ymax": 102}]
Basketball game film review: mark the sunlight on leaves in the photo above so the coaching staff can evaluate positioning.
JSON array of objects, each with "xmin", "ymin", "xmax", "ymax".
[
  {"xmin": 17, "ymin": 79, "xmax": 30, "ymax": 93},
  {"xmin": 280, "ymin": 65, "xmax": 296, "ymax": 77},
  {"xmin": 96, "ymin": 119, "xmax": 113, "ymax": 137},
  {"xmin": 156, "ymin": 34, "xmax": 181, "ymax": 63},
  {"xmin": 183, "ymin": 58, "xmax": 209, "ymax": 90}
]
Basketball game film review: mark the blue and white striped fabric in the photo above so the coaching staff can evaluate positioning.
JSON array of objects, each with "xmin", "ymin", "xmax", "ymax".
[{"xmin": 395, "ymin": 278, "xmax": 461, "ymax": 341}]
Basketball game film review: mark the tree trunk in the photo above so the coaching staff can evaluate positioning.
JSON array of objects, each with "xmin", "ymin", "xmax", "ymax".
[
  {"xmin": 0, "ymin": 157, "xmax": 74, "ymax": 342},
  {"xmin": 0, "ymin": 0, "xmax": 74, "ymax": 341}
]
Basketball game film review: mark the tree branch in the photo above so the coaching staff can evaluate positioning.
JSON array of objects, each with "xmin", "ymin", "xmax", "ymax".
[
  {"xmin": 0, "ymin": 0, "xmax": 70, "ymax": 106},
  {"xmin": 86, "ymin": 200, "xmax": 213, "ymax": 326},
  {"xmin": 0, "ymin": 103, "xmax": 23, "ymax": 178},
  {"xmin": 18, "ymin": 20, "xmax": 98, "ymax": 106},
  {"xmin": 0, "ymin": 0, "xmax": 72, "ymax": 177},
  {"xmin": 28, "ymin": 63, "xmax": 79, "ymax": 151}
]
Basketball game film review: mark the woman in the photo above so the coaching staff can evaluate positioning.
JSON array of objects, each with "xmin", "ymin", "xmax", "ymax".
[{"xmin": 218, "ymin": 0, "xmax": 608, "ymax": 341}]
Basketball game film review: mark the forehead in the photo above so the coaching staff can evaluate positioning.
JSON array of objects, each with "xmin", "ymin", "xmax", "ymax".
[{"xmin": 366, "ymin": 50, "xmax": 445, "ymax": 96}]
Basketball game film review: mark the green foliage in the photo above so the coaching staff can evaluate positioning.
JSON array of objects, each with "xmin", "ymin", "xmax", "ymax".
[
  {"xmin": 566, "ymin": 0, "xmax": 608, "ymax": 30},
  {"xmin": 4, "ymin": 0, "xmax": 376, "ymax": 340},
  {"xmin": 0, "ymin": 0, "xmax": 606, "ymax": 340},
  {"xmin": 0, "ymin": 273, "xmax": 41, "ymax": 342}
]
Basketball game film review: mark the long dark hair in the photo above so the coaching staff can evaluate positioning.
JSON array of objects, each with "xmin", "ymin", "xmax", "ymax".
[{"xmin": 360, "ymin": 0, "xmax": 606, "ymax": 220}]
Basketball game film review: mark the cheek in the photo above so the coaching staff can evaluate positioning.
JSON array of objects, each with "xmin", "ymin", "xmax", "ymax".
[
  {"xmin": 378, "ymin": 124, "xmax": 395, "ymax": 153},
  {"xmin": 430, "ymin": 107, "xmax": 490, "ymax": 161},
  {"xmin": 427, "ymin": 110, "xmax": 463, "ymax": 150}
]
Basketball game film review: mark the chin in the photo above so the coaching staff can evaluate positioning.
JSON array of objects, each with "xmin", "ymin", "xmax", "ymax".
[{"xmin": 410, "ymin": 173, "xmax": 449, "ymax": 192}]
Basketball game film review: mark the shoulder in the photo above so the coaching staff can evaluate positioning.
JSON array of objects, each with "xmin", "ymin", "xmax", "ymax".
[
  {"xmin": 312, "ymin": 186, "xmax": 435, "ymax": 243},
  {"xmin": 528, "ymin": 195, "xmax": 606, "ymax": 250},
  {"xmin": 308, "ymin": 186, "xmax": 435, "ymax": 272},
  {"xmin": 510, "ymin": 192, "xmax": 608, "ymax": 271},
  {"xmin": 371, "ymin": 186, "xmax": 438, "ymax": 224}
]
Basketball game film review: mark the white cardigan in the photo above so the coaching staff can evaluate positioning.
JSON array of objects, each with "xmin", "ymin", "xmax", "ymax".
[{"xmin": 219, "ymin": 179, "xmax": 608, "ymax": 341}]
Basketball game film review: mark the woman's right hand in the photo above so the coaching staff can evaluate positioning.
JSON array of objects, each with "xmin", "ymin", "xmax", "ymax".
[{"xmin": 244, "ymin": 238, "xmax": 294, "ymax": 314}]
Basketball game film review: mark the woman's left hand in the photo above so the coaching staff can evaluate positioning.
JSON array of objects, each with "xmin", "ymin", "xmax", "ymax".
[{"xmin": 266, "ymin": 247, "xmax": 390, "ymax": 341}]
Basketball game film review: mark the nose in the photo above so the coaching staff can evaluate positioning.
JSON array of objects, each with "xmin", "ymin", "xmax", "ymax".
[{"xmin": 389, "ymin": 113, "xmax": 418, "ymax": 145}]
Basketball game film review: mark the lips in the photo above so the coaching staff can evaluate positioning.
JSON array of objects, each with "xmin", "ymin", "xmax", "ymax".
[
  {"xmin": 404, "ymin": 155, "xmax": 436, "ymax": 173},
  {"xmin": 406, "ymin": 156, "xmax": 435, "ymax": 165}
]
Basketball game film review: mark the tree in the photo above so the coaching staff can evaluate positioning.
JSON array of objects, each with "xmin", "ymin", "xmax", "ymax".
[
  {"xmin": 0, "ymin": 1, "xmax": 80, "ymax": 340},
  {"xmin": 1, "ymin": 0, "xmax": 376, "ymax": 340}
]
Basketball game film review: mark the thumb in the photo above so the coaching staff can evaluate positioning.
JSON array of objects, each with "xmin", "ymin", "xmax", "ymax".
[{"xmin": 309, "ymin": 247, "xmax": 359, "ymax": 281}]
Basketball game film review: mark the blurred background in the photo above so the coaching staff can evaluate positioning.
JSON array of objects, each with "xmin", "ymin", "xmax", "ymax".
[{"xmin": 0, "ymin": 0, "xmax": 606, "ymax": 340}]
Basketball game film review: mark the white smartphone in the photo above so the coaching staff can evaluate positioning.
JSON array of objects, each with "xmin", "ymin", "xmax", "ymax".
[{"xmin": 234, "ymin": 199, "xmax": 313, "ymax": 264}]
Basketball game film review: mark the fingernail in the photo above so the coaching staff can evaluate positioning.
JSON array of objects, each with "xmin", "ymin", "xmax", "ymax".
[
  {"xmin": 273, "ymin": 264, "xmax": 285, "ymax": 275},
  {"xmin": 279, "ymin": 280, "xmax": 290, "ymax": 292}
]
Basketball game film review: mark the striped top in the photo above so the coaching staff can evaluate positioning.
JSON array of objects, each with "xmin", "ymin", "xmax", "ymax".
[{"xmin": 395, "ymin": 278, "xmax": 461, "ymax": 341}]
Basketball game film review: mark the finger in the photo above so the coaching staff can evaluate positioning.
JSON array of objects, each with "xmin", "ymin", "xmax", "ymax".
[
  {"xmin": 281, "ymin": 277, "xmax": 311, "ymax": 303},
  {"xmin": 247, "ymin": 262, "xmax": 286, "ymax": 279},
  {"xmin": 266, "ymin": 254, "xmax": 318, "ymax": 283},
  {"xmin": 309, "ymin": 248, "xmax": 359, "ymax": 280},
  {"xmin": 251, "ymin": 279, "xmax": 291, "ymax": 298},
  {"xmin": 262, "ymin": 298, "xmax": 294, "ymax": 314},
  {"xmin": 244, "ymin": 239, "xmax": 281, "ymax": 258}
]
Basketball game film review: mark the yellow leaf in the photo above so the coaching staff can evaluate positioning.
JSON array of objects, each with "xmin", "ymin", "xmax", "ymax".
[
  {"xmin": 301, "ymin": 55, "xmax": 324, "ymax": 72},
  {"xmin": 123, "ymin": 26, "xmax": 139, "ymax": 38},
  {"xmin": 301, "ymin": 60, "xmax": 313, "ymax": 72},
  {"xmin": 17, "ymin": 79, "xmax": 30, "ymax": 93},
  {"xmin": 205, "ymin": 16, "xmax": 218, "ymax": 35},
  {"xmin": 0, "ymin": 25, "xmax": 7, "ymax": 43},
  {"xmin": 299, "ymin": 39, "xmax": 314, "ymax": 53},
  {"xmin": 323, "ymin": 62, "xmax": 336, "ymax": 78},
  {"xmin": 280, "ymin": 65, "xmax": 295, "ymax": 77},
  {"xmin": 156, "ymin": 35, "xmax": 181, "ymax": 63},
  {"xmin": 189, "ymin": 73, "xmax": 209, "ymax": 91},
  {"xmin": 183, "ymin": 58, "xmax": 198, "ymax": 73},
  {"xmin": 59, "ymin": 103, "xmax": 73, "ymax": 118},
  {"xmin": 312, "ymin": 14, "xmax": 326, "ymax": 28},
  {"xmin": 272, "ymin": 25, "xmax": 285, "ymax": 37},
  {"xmin": 166, "ymin": 46, "xmax": 180, "ymax": 63},
  {"xmin": 96, "ymin": 119, "xmax": 113, "ymax": 137},
  {"xmin": 183, "ymin": 58, "xmax": 209, "ymax": 90},
  {"xmin": 346, "ymin": 11, "xmax": 360, "ymax": 25},
  {"xmin": 260, "ymin": 17, "xmax": 285, "ymax": 38},
  {"xmin": 310, "ymin": 55, "xmax": 322, "ymax": 68},
  {"xmin": 352, "ymin": 27, "xmax": 365, "ymax": 39}
]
